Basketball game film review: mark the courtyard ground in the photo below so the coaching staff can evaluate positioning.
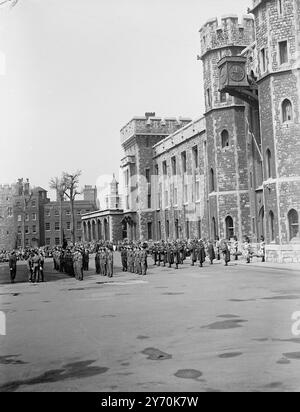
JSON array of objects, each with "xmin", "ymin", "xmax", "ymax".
[{"xmin": 0, "ymin": 254, "xmax": 300, "ymax": 392}]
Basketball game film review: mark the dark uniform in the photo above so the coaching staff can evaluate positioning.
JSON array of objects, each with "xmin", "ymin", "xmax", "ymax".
[{"xmin": 9, "ymin": 252, "xmax": 17, "ymax": 283}]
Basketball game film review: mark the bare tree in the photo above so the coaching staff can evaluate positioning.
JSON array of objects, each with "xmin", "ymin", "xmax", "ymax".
[
  {"xmin": 50, "ymin": 171, "xmax": 82, "ymax": 246},
  {"xmin": 0, "ymin": 0, "xmax": 19, "ymax": 7},
  {"xmin": 62, "ymin": 171, "xmax": 82, "ymax": 245},
  {"xmin": 49, "ymin": 177, "xmax": 67, "ymax": 247}
]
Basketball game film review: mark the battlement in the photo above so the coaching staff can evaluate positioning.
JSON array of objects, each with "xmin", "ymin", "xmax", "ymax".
[
  {"xmin": 199, "ymin": 14, "xmax": 255, "ymax": 59},
  {"xmin": 120, "ymin": 116, "xmax": 192, "ymax": 146},
  {"xmin": 0, "ymin": 184, "xmax": 15, "ymax": 193}
]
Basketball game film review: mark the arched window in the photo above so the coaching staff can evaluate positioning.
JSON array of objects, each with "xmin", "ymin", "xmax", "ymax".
[
  {"xmin": 266, "ymin": 149, "xmax": 272, "ymax": 179},
  {"xmin": 221, "ymin": 130, "xmax": 230, "ymax": 148},
  {"xmin": 269, "ymin": 211, "xmax": 275, "ymax": 242},
  {"xmin": 288, "ymin": 209, "xmax": 299, "ymax": 240},
  {"xmin": 225, "ymin": 216, "xmax": 234, "ymax": 240},
  {"xmin": 258, "ymin": 206, "xmax": 265, "ymax": 239},
  {"xmin": 210, "ymin": 168, "xmax": 215, "ymax": 192},
  {"xmin": 282, "ymin": 99, "xmax": 293, "ymax": 122}
]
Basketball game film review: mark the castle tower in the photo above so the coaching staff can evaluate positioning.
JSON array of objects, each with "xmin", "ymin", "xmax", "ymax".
[
  {"xmin": 0, "ymin": 184, "xmax": 16, "ymax": 250},
  {"xmin": 199, "ymin": 15, "xmax": 255, "ymax": 241},
  {"xmin": 120, "ymin": 113, "xmax": 192, "ymax": 241},
  {"xmin": 250, "ymin": 0, "xmax": 300, "ymax": 261}
]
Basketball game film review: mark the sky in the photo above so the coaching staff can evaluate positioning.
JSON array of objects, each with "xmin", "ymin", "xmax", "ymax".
[{"xmin": 0, "ymin": 0, "xmax": 251, "ymax": 200}]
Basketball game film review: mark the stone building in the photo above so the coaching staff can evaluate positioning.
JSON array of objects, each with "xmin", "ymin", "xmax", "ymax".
[
  {"xmin": 0, "ymin": 184, "xmax": 15, "ymax": 250},
  {"xmin": 82, "ymin": 0, "xmax": 299, "ymax": 262},
  {"xmin": 44, "ymin": 185, "xmax": 97, "ymax": 247}
]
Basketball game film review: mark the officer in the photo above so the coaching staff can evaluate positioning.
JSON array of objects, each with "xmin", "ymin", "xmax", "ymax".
[
  {"xmin": 121, "ymin": 247, "xmax": 128, "ymax": 272},
  {"xmin": 141, "ymin": 244, "xmax": 148, "ymax": 276},
  {"xmin": 95, "ymin": 248, "xmax": 101, "ymax": 274},
  {"xmin": 198, "ymin": 240, "xmax": 206, "ymax": 268},
  {"xmin": 107, "ymin": 246, "xmax": 114, "ymax": 278},
  {"xmin": 9, "ymin": 251, "xmax": 17, "ymax": 284}
]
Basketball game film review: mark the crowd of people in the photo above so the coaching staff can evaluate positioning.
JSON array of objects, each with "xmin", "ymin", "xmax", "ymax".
[{"xmin": 4, "ymin": 235, "xmax": 266, "ymax": 284}]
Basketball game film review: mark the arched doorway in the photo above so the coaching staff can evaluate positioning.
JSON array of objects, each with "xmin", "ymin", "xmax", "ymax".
[
  {"xmin": 87, "ymin": 221, "xmax": 91, "ymax": 242},
  {"xmin": 258, "ymin": 207, "xmax": 265, "ymax": 240},
  {"xmin": 104, "ymin": 218, "xmax": 109, "ymax": 241},
  {"xmin": 92, "ymin": 220, "xmax": 96, "ymax": 241},
  {"xmin": 225, "ymin": 216, "xmax": 234, "ymax": 240},
  {"xmin": 97, "ymin": 220, "xmax": 102, "ymax": 240}
]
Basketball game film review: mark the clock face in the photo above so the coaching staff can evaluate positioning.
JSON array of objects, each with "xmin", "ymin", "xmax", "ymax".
[{"xmin": 229, "ymin": 64, "xmax": 245, "ymax": 82}]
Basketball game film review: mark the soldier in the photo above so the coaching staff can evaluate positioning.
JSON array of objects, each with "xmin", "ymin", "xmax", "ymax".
[
  {"xmin": 222, "ymin": 241, "xmax": 231, "ymax": 266},
  {"xmin": 141, "ymin": 244, "xmax": 148, "ymax": 275},
  {"xmin": 134, "ymin": 247, "xmax": 139, "ymax": 274},
  {"xmin": 198, "ymin": 240, "xmax": 206, "ymax": 268},
  {"xmin": 243, "ymin": 237, "xmax": 251, "ymax": 264},
  {"xmin": 167, "ymin": 243, "xmax": 174, "ymax": 268},
  {"xmin": 83, "ymin": 249, "xmax": 89, "ymax": 271},
  {"xmin": 32, "ymin": 251, "xmax": 40, "ymax": 283},
  {"xmin": 190, "ymin": 241, "xmax": 197, "ymax": 267},
  {"xmin": 215, "ymin": 236, "xmax": 221, "ymax": 260},
  {"xmin": 207, "ymin": 240, "xmax": 215, "ymax": 265},
  {"xmin": 233, "ymin": 236, "xmax": 239, "ymax": 261},
  {"xmin": 95, "ymin": 247, "xmax": 101, "ymax": 274},
  {"xmin": 8, "ymin": 251, "xmax": 17, "ymax": 284},
  {"xmin": 74, "ymin": 249, "xmax": 84, "ymax": 281},
  {"xmin": 152, "ymin": 243, "xmax": 158, "ymax": 266},
  {"xmin": 259, "ymin": 236, "xmax": 266, "ymax": 263},
  {"xmin": 107, "ymin": 246, "xmax": 114, "ymax": 278},
  {"xmin": 27, "ymin": 252, "xmax": 34, "ymax": 283},
  {"xmin": 100, "ymin": 247, "xmax": 107, "ymax": 276},
  {"xmin": 121, "ymin": 247, "xmax": 128, "ymax": 272},
  {"xmin": 38, "ymin": 249, "xmax": 45, "ymax": 282}
]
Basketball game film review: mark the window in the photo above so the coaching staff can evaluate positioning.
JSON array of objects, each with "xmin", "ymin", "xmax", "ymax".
[
  {"xmin": 288, "ymin": 209, "xmax": 299, "ymax": 241},
  {"xmin": 45, "ymin": 223, "xmax": 50, "ymax": 231},
  {"xmin": 25, "ymin": 226, "xmax": 29, "ymax": 234},
  {"xmin": 166, "ymin": 220, "xmax": 170, "ymax": 238},
  {"xmin": 17, "ymin": 215, "xmax": 21, "ymax": 222},
  {"xmin": 278, "ymin": 0, "xmax": 283, "ymax": 15},
  {"xmin": 32, "ymin": 213, "xmax": 36, "ymax": 221},
  {"xmin": 7, "ymin": 207, "xmax": 12, "ymax": 217},
  {"xmin": 206, "ymin": 88, "xmax": 212, "ymax": 107},
  {"xmin": 46, "ymin": 209, "xmax": 50, "ymax": 217},
  {"xmin": 173, "ymin": 187, "xmax": 178, "ymax": 205},
  {"xmin": 25, "ymin": 239, "xmax": 29, "ymax": 247},
  {"xmin": 193, "ymin": 146, "xmax": 199, "ymax": 168},
  {"xmin": 171, "ymin": 157, "xmax": 177, "ymax": 175},
  {"xmin": 279, "ymin": 40, "xmax": 288, "ymax": 65},
  {"xmin": 67, "ymin": 222, "xmax": 71, "ymax": 230},
  {"xmin": 32, "ymin": 225, "xmax": 36, "ymax": 234},
  {"xmin": 31, "ymin": 200, "xmax": 36, "ymax": 208},
  {"xmin": 269, "ymin": 211, "xmax": 275, "ymax": 241},
  {"xmin": 164, "ymin": 190, "xmax": 169, "ymax": 207},
  {"xmin": 147, "ymin": 194, "xmax": 151, "ymax": 209},
  {"xmin": 162, "ymin": 161, "xmax": 167, "ymax": 176},
  {"xmin": 184, "ymin": 185, "xmax": 188, "ymax": 203},
  {"xmin": 225, "ymin": 216, "xmax": 234, "ymax": 239},
  {"xmin": 55, "ymin": 222, "xmax": 60, "ymax": 231},
  {"xmin": 16, "ymin": 201, "xmax": 21, "ymax": 208},
  {"xmin": 145, "ymin": 168, "xmax": 150, "ymax": 183},
  {"xmin": 147, "ymin": 222, "xmax": 152, "ymax": 240},
  {"xmin": 186, "ymin": 220, "xmax": 190, "ymax": 239},
  {"xmin": 66, "ymin": 209, "xmax": 71, "ymax": 216},
  {"xmin": 158, "ymin": 221, "xmax": 162, "ymax": 239},
  {"xmin": 46, "ymin": 238, "xmax": 51, "ymax": 246},
  {"xmin": 125, "ymin": 169, "xmax": 130, "ymax": 187},
  {"xmin": 195, "ymin": 181, "xmax": 200, "ymax": 201},
  {"xmin": 220, "ymin": 91, "xmax": 227, "ymax": 102},
  {"xmin": 155, "ymin": 164, "xmax": 159, "ymax": 176},
  {"xmin": 221, "ymin": 130, "xmax": 229, "ymax": 148},
  {"xmin": 266, "ymin": 149, "xmax": 272, "ymax": 179},
  {"xmin": 17, "ymin": 226, "xmax": 21, "ymax": 234},
  {"xmin": 197, "ymin": 219, "xmax": 202, "ymax": 239},
  {"xmin": 181, "ymin": 152, "xmax": 187, "ymax": 173},
  {"xmin": 55, "ymin": 238, "xmax": 60, "ymax": 245},
  {"xmin": 260, "ymin": 48, "xmax": 267, "ymax": 73},
  {"xmin": 210, "ymin": 168, "xmax": 215, "ymax": 192},
  {"xmin": 25, "ymin": 213, "xmax": 29, "ymax": 222},
  {"xmin": 175, "ymin": 219, "xmax": 179, "ymax": 239},
  {"xmin": 282, "ymin": 99, "xmax": 293, "ymax": 122},
  {"xmin": 55, "ymin": 209, "xmax": 59, "ymax": 216}
]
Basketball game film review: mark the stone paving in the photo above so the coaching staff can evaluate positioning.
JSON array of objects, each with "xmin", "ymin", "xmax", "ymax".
[{"xmin": 0, "ymin": 255, "xmax": 300, "ymax": 392}]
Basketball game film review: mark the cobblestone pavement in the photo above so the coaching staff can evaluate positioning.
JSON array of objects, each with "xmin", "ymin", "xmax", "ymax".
[{"xmin": 0, "ymin": 254, "xmax": 300, "ymax": 392}]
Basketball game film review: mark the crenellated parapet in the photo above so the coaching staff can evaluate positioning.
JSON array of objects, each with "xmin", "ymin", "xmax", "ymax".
[
  {"xmin": 199, "ymin": 14, "xmax": 255, "ymax": 59},
  {"xmin": 120, "ymin": 115, "xmax": 192, "ymax": 147}
]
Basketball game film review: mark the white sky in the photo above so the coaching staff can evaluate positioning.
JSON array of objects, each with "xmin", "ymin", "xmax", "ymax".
[{"xmin": 0, "ymin": 0, "xmax": 251, "ymax": 200}]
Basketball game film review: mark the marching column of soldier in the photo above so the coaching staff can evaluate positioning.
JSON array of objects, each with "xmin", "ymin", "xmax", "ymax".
[{"xmin": 6, "ymin": 235, "xmax": 266, "ymax": 284}]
